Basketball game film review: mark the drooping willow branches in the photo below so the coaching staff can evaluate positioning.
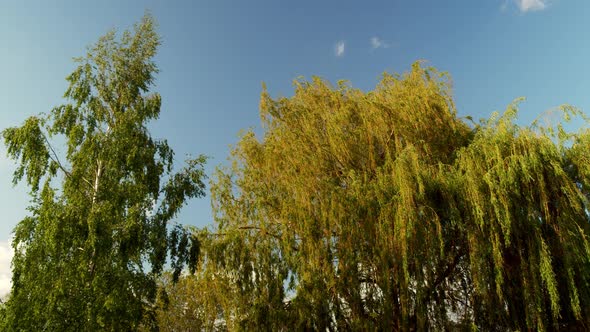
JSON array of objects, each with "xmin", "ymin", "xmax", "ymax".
[{"xmin": 168, "ymin": 62, "xmax": 590, "ymax": 331}]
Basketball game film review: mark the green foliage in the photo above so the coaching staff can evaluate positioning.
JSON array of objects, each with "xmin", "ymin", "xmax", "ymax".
[
  {"xmin": 145, "ymin": 269, "xmax": 226, "ymax": 332},
  {"xmin": 1, "ymin": 14, "xmax": 206, "ymax": 331},
  {"xmin": 171, "ymin": 62, "xmax": 590, "ymax": 331}
]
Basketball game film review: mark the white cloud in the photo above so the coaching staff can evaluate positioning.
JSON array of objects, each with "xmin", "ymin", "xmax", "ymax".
[
  {"xmin": 370, "ymin": 36, "xmax": 389, "ymax": 49},
  {"xmin": 335, "ymin": 41, "xmax": 345, "ymax": 57},
  {"xmin": 0, "ymin": 239, "xmax": 13, "ymax": 297},
  {"xmin": 515, "ymin": 0, "xmax": 547, "ymax": 12}
]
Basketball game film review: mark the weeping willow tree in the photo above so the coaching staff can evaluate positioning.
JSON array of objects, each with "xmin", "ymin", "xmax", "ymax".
[{"xmin": 169, "ymin": 62, "xmax": 590, "ymax": 331}]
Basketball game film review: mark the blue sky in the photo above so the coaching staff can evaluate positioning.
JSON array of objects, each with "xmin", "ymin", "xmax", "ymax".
[{"xmin": 0, "ymin": 0, "xmax": 589, "ymax": 293}]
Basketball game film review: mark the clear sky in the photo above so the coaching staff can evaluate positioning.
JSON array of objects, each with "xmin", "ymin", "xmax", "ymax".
[{"xmin": 1, "ymin": 0, "xmax": 589, "ymax": 294}]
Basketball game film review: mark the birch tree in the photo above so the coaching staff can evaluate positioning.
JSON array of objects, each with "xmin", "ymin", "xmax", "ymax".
[{"xmin": 1, "ymin": 14, "xmax": 205, "ymax": 331}]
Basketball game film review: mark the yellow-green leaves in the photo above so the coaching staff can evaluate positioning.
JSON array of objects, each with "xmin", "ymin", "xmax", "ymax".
[{"xmin": 189, "ymin": 62, "xmax": 590, "ymax": 331}]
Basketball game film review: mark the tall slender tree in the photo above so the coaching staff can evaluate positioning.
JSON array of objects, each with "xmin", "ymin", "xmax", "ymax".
[
  {"xmin": 178, "ymin": 62, "xmax": 590, "ymax": 331},
  {"xmin": 1, "ymin": 14, "xmax": 205, "ymax": 331}
]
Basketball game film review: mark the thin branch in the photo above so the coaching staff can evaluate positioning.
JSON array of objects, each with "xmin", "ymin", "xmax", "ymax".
[
  {"xmin": 42, "ymin": 132, "xmax": 94, "ymax": 189},
  {"xmin": 237, "ymin": 225, "xmax": 282, "ymax": 240},
  {"xmin": 212, "ymin": 226, "xmax": 299, "ymax": 252},
  {"xmin": 424, "ymin": 247, "xmax": 465, "ymax": 302}
]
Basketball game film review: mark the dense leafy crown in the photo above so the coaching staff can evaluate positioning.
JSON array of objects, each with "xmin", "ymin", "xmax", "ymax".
[
  {"xmin": 164, "ymin": 63, "xmax": 590, "ymax": 331},
  {"xmin": 1, "ymin": 15, "xmax": 205, "ymax": 331}
]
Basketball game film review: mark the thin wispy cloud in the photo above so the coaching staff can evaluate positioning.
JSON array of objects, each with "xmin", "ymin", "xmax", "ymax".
[
  {"xmin": 0, "ymin": 239, "xmax": 13, "ymax": 297},
  {"xmin": 335, "ymin": 41, "xmax": 345, "ymax": 57},
  {"xmin": 515, "ymin": 0, "xmax": 547, "ymax": 12},
  {"xmin": 370, "ymin": 36, "xmax": 389, "ymax": 49},
  {"xmin": 501, "ymin": 0, "xmax": 510, "ymax": 11}
]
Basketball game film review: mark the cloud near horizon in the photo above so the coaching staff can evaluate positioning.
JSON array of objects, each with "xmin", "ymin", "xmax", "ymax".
[
  {"xmin": 335, "ymin": 41, "xmax": 345, "ymax": 57},
  {"xmin": 0, "ymin": 239, "xmax": 13, "ymax": 297},
  {"xmin": 515, "ymin": 0, "xmax": 547, "ymax": 12}
]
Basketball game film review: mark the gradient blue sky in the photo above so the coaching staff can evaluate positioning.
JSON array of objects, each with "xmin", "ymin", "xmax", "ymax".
[{"xmin": 0, "ymin": 0, "xmax": 589, "ymax": 292}]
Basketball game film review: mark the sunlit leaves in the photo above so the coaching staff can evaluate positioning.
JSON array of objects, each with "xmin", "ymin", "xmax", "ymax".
[{"xmin": 188, "ymin": 62, "xmax": 590, "ymax": 331}]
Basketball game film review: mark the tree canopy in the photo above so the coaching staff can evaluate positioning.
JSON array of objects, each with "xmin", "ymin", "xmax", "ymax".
[
  {"xmin": 162, "ymin": 62, "xmax": 590, "ymax": 331},
  {"xmin": 1, "ymin": 14, "xmax": 205, "ymax": 331},
  {"xmin": 2, "ymin": 13, "xmax": 590, "ymax": 332}
]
